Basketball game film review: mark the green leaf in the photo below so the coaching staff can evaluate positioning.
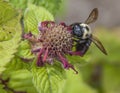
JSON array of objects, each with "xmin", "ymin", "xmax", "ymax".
[
  {"xmin": 34, "ymin": 0, "xmax": 63, "ymax": 15},
  {"xmin": 16, "ymin": 40, "xmax": 34, "ymax": 59},
  {"xmin": 8, "ymin": 69, "xmax": 37, "ymax": 93},
  {"xmin": 32, "ymin": 62, "xmax": 65, "ymax": 93},
  {"xmin": 0, "ymin": 15, "xmax": 22, "ymax": 67},
  {"xmin": 1, "ymin": 57, "xmax": 35, "ymax": 93},
  {"xmin": 62, "ymin": 70, "xmax": 97, "ymax": 93},
  {"xmin": 2, "ymin": 57, "xmax": 30, "ymax": 76},
  {"xmin": 8, "ymin": 0, "xmax": 31, "ymax": 10},
  {"xmin": 0, "ymin": 0, "xmax": 16, "ymax": 25},
  {"xmin": 8, "ymin": 0, "xmax": 63, "ymax": 15},
  {"xmin": 0, "ymin": 0, "xmax": 22, "ymax": 68},
  {"xmin": 0, "ymin": 0, "xmax": 17, "ymax": 41},
  {"xmin": 24, "ymin": 4, "xmax": 54, "ymax": 35}
]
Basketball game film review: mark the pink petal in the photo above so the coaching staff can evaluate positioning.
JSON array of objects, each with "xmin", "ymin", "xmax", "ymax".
[
  {"xmin": 58, "ymin": 53, "xmax": 78, "ymax": 74},
  {"xmin": 36, "ymin": 49, "xmax": 44, "ymax": 66},
  {"xmin": 43, "ymin": 48, "xmax": 49, "ymax": 62}
]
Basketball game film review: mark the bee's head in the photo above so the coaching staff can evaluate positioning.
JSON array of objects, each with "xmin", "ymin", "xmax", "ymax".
[{"xmin": 71, "ymin": 23, "xmax": 92, "ymax": 39}]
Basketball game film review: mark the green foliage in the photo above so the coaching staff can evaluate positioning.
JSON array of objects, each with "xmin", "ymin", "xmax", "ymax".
[
  {"xmin": 16, "ymin": 40, "xmax": 34, "ymax": 59},
  {"xmin": 8, "ymin": 69, "xmax": 37, "ymax": 93},
  {"xmin": 32, "ymin": 62, "xmax": 65, "ymax": 93},
  {"xmin": 3, "ymin": 57, "xmax": 30, "ymax": 74},
  {"xmin": 24, "ymin": 4, "xmax": 54, "ymax": 35},
  {"xmin": 1, "ymin": 57, "xmax": 36, "ymax": 93},
  {"xmin": 8, "ymin": 0, "xmax": 63, "ymax": 15},
  {"xmin": 8, "ymin": 0, "xmax": 33, "ymax": 10},
  {"xmin": 0, "ymin": 0, "xmax": 16, "ymax": 25},
  {"xmin": 34, "ymin": 0, "xmax": 63, "ymax": 15},
  {"xmin": 0, "ymin": 0, "xmax": 22, "ymax": 71},
  {"xmin": 0, "ymin": 15, "xmax": 22, "ymax": 67},
  {"xmin": 0, "ymin": 0, "xmax": 17, "ymax": 41}
]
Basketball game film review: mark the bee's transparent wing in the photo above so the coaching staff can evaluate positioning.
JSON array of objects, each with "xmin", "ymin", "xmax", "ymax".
[
  {"xmin": 85, "ymin": 8, "xmax": 98, "ymax": 24},
  {"xmin": 91, "ymin": 35, "xmax": 107, "ymax": 55}
]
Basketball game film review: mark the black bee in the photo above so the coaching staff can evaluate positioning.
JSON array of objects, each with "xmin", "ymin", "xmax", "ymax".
[{"xmin": 70, "ymin": 8, "xmax": 107, "ymax": 56}]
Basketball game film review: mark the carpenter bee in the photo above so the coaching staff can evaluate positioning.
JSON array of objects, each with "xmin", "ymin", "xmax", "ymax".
[{"xmin": 70, "ymin": 8, "xmax": 107, "ymax": 56}]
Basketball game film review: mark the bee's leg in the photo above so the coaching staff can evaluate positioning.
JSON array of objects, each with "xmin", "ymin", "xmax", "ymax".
[
  {"xmin": 76, "ymin": 40, "xmax": 91, "ymax": 56},
  {"xmin": 68, "ymin": 51, "xmax": 84, "ymax": 57},
  {"xmin": 23, "ymin": 32, "xmax": 39, "ymax": 43},
  {"xmin": 57, "ymin": 53, "xmax": 78, "ymax": 74},
  {"xmin": 69, "ymin": 45, "xmax": 89, "ymax": 57},
  {"xmin": 70, "ymin": 39, "xmax": 91, "ymax": 56},
  {"xmin": 38, "ymin": 21, "xmax": 55, "ymax": 32}
]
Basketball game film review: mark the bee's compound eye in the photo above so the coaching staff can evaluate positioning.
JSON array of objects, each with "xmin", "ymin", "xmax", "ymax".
[{"xmin": 73, "ymin": 24, "xmax": 83, "ymax": 37}]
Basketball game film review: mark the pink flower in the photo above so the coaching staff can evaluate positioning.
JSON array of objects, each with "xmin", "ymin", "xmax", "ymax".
[{"xmin": 24, "ymin": 21, "xmax": 78, "ymax": 74}]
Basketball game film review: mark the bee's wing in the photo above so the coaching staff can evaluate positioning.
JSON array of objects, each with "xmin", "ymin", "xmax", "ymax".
[
  {"xmin": 85, "ymin": 8, "xmax": 98, "ymax": 24},
  {"xmin": 91, "ymin": 35, "xmax": 107, "ymax": 55}
]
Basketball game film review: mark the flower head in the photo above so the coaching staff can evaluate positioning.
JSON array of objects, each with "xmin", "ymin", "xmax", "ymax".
[{"xmin": 24, "ymin": 21, "xmax": 78, "ymax": 74}]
